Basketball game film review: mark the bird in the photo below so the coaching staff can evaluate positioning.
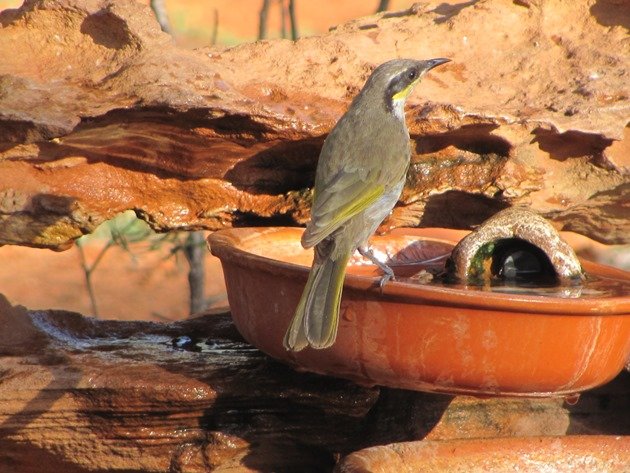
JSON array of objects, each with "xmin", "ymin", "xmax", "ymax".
[{"xmin": 283, "ymin": 57, "xmax": 451, "ymax": 351}]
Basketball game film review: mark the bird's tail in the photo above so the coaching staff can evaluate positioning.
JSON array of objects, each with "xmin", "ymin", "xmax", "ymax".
[{"xmin": 283, "ymin": 247, "xmax": 350, "ymax": 351}]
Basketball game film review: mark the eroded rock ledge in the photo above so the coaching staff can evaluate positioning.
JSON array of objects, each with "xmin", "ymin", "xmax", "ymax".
[
  {"xmin": 0, "ymin": 0, "xmax": 628, "ymax": 248},
  {"xmin": 0, "ymin": 296, "xmax": 628, "ymax": 472}
]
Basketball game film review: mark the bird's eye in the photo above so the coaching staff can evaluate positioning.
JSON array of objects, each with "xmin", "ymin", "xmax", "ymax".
[{"xmin": 407, "ymin": 69, "xmax": 418, "ymax": 81}]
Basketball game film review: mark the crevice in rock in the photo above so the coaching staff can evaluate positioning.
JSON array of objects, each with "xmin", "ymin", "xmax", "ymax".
[
  {"xmin": 430, "ymin": 0, "xmax": 480, "ymax": 24},
  {"xmin": 0, "ymin": 7, "xmax": 20, "ymax": 27},
  {"xmin": 80, "ymin": 9, "xmax": 136, "ymax": 50},
  {"xmin": 76, "ymin": 107, "xmax": 278, "ymax": 138},
  {"xmin": 225, "ymin": 138, "xmax": 322, "ymax": 194},
  {"xmin": 231, "ymin": 210, "xmax": 302, "ymax": 228},
  {"xmin": 417, "ymin": 190, "xmax": 510, "ymax": 229},
  {"xmin": 590, "ymin": 0, "xmax": 630, "ymax": 29},
  {"xmin": 0, "ymin": 119, "xmax": 67, "ymax": 146},
  {"xmin": 50, "ymin": 107, "xmax": 297, "ymax": 180},
  {"xmin": 531, "ymin": 127, "xmax": 614, "ymax": 164},
  {"xmin": 413, "ymin": 124, "xmax": 512, "ymax": 157}
]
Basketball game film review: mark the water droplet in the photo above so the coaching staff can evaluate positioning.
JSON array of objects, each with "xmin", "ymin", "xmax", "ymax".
[{"xmin": 564, "ymin": 393, "xmax": 580, "ymax": 405}]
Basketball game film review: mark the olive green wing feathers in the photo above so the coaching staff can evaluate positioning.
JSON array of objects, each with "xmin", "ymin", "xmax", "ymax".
[{"xmin": 301, "ymin": 168, "xmax": 384, "ymax": 248}]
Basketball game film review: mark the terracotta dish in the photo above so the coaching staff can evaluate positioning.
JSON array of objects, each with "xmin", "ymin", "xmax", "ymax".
[{"xmin": 208, "ymin": 227, "xmax": 630, "ymax": 397}]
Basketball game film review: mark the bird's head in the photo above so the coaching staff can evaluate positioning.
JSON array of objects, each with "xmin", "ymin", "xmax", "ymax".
[{"xmin": 359, "ymin": 58, "xmax": 451, "ymax": 117}]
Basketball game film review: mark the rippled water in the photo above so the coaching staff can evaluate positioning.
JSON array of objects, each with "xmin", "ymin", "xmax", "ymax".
[{"xmin": 395, "ymin": 270, "xmax": 630, "ymax": 299}]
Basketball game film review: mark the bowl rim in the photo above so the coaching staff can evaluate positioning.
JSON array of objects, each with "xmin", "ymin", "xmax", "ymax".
[{"xmin": 208, "ymin": 227, "xmax": 630, "ymax": 316}]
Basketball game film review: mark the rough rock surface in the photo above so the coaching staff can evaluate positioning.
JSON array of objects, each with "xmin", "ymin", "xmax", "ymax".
[
  {"xmin": 447, "ymin": 206, "xmax": 584, "ymax": 283},
  {"xmin": 0, "ymin": 296, "xmax": 628, "ymax": 472},
  {"xmin": 0, "ymin": 0, "xmax": 628, "ymax": 249},
  {"xmin": 335, "ymin": 436, "xmax": 630, "ymax": 472}
]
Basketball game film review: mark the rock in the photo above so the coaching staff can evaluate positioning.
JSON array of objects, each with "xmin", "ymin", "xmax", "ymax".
[
  {"xmin": 0, "ymin": 295, "xmax": 628, "ymax": 472},
  {"xmin": 0, "ymin": 0, "xmax": 628, "ymax": 248},
  {"xmin": 335, "ymin": 436, "xmax": 630, "ymax": 472},
  {"xmin": 446, "ymin": 207, "xmax": 584, "ymax": 284}
]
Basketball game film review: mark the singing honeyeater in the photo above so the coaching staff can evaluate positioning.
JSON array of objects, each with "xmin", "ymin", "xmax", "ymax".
[{"xmin": 284, "ymin": 57, "xmax": 451, "ymax": 351}]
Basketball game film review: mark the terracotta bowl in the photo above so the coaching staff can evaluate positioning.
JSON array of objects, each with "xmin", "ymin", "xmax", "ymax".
[{"xmin": 208, "ymin": 227, "xmax": 630, "ymax": 397}]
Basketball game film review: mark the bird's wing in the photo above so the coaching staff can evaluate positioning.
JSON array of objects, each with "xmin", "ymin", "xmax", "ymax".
[{"xmin": 301, "ymin": 167, "xmax": 384, "ymax": 248}]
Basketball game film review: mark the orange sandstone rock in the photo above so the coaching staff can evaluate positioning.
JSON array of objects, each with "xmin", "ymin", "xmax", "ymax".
[{"xmin": 0, "ymin": 0, "xmax": 628, "ymax": 248}]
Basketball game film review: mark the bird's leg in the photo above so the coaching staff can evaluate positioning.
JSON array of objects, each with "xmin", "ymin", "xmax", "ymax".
[{"xmin": 358, "ymin": 245, "xmax": 395, "ymax": 289}]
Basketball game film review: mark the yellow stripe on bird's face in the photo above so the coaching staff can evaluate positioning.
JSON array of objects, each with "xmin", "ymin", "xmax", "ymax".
[{"xmin": 391, "ymin": 77, "xmax": 421, "ymax": 101}]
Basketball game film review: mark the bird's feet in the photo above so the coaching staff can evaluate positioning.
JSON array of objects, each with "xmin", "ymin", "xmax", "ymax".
[{"xmin": 358, "ymin": 246, "xmax": 395, "ymax": 290}]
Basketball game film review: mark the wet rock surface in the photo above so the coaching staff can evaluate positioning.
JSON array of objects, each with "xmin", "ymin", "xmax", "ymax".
[
  {"xmin": 0, "ymin": 0, "xmax": 628, "ymax": 248},
  {"xmin": 0, "ymin": 295, "xmax": 628, "ymax": 472}
]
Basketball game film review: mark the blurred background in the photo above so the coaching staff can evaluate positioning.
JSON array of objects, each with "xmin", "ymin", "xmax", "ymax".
[
  {"xmin": 0, "ymin": 0, "xmax": 627, "ymax": 322},
  {"xmin": 0, "ymin": 0, "xmax": 415, "ymax": 47}
]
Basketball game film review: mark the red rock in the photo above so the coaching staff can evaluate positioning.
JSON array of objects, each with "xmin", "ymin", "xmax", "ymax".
[
  {"xmin": 446, "ymin": 207, "xmax": 584, "ymax": 283},
  {"xmin": 335, "ymin": 436, "xmax": 630, "ymax": 472},
  {"xmin": 0, "ymin": 0, "xmax": 628, "ymax": 249}
]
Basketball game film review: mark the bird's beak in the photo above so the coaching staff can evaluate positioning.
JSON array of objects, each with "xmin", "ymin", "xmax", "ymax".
[{"xmin": 426, "ymin": 57, "xmax": 451, "ymax": 71}]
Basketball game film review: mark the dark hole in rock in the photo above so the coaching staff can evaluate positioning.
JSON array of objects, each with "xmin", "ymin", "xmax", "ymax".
[
  {"xmin": 531, "ymin": 128, "xmax": 613, "ymax": 162},
  {"xmin": 225, "ymin": 138, "xmax": 322, "ymax": 194},
  {"xmin": 419, "ymin": 191, "xmax": 510, "ymax": 229},
  {"xmin": 231, "ymin": 211, "xmax": 299, "ymax": 227},
  {"xmin": 414, "ymin": 124, "xmax": 512, "ymax": 157},
  {"xmin": 488, "ymin": 238, "xmax": 558, "ymax": 286},
  {"xmin": 80, "ymin": 10, "xmax": 133, "ymax": 50},
  {"xmin": 590, "ymin": 0, "xmax": 630, "ymax": 29}
]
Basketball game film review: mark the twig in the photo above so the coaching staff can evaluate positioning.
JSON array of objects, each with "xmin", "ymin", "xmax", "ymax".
[
  {"xmin": 279, "ymin": 0, "xmax": 286, "ymax": 39},
  {"xmin": 376, "ymin": 0, "xmax": 390, "ymax": 13},
  {"xmin": 183, "ymin": 231, "xmax": 206, "ymax": 315},
  {"xmin": 76, "ymin": 217, "xmax": 145, "ymax": 318},
  {"xmin": 150, "ymin": 0, "xmax": 172, "ymax": 34},
  {"xmin": 76, "ymin": 239, "xmax": 115, "ymax": 317},
  {"xmin": 288, "ymin": 0, "xmax": 298, "ymax": 40},
  {"xmin": 211, "ymin": 8, "xmax": 219, "ymax": 45},
  {"xmin": 258, "ymin": 0, "xmax": 272, "ymax": 39}
]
